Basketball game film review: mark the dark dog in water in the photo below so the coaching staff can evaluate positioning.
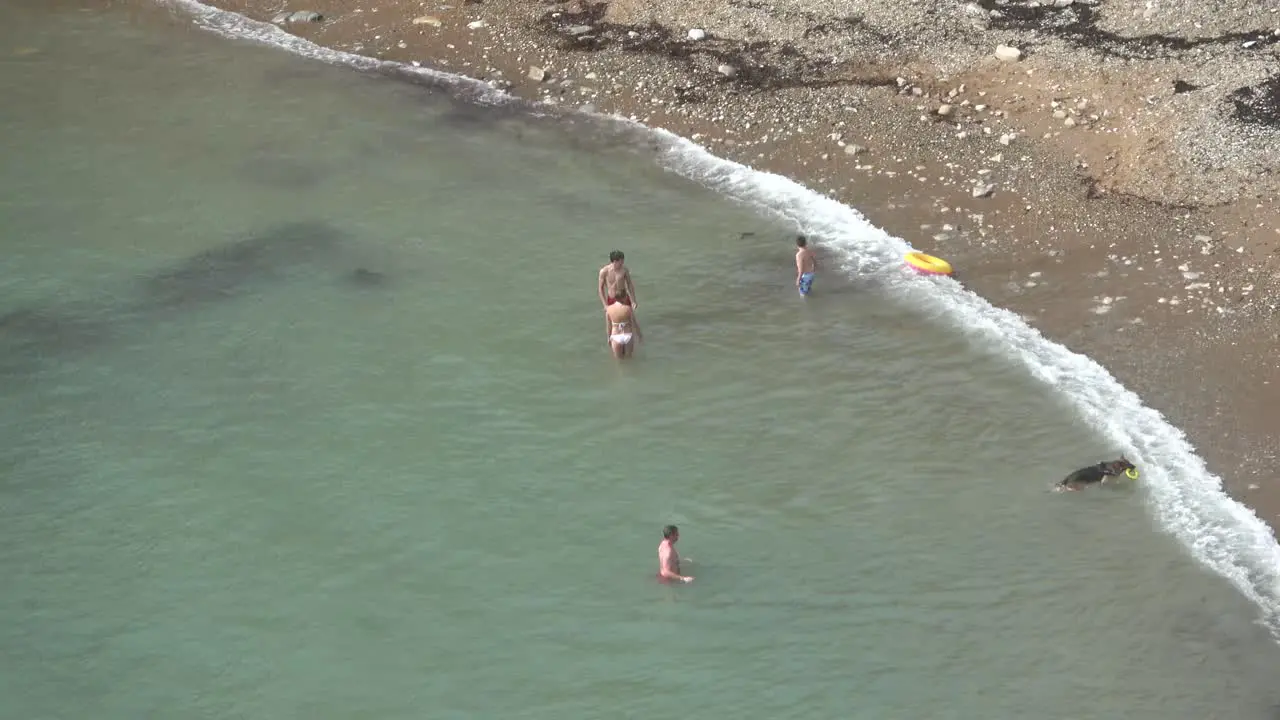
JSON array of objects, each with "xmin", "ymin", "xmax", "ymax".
[{"xmin": 1056, "ymin": 457, "xmax": 1136, "ymax": 492}]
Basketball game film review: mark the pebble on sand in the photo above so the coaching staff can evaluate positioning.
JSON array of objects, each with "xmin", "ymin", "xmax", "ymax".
[
  {"xmin": 994, "ymin": 45, "xmax": 1022, "ymax": 62},
  {"xmin": 274, "ymin": 10, "xmax": 323, "ymax": 24}
]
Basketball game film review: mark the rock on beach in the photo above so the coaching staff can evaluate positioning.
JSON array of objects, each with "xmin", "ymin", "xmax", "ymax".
[
  {"xmin": 273, "ymin": 10, "xmax": 323, "ymax": 24},
  {"xmin": 994, "ymin": 45, "xmax": 1022, "ymax": 62}
]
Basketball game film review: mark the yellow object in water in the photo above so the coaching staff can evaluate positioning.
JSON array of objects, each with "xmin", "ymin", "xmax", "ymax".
[
  {"xmin": 1125, "ymin": 467, "xmax": 1139, "ymax": 480},
  {"xmin": 904, "ymin": 251, "xmax": 954, "ymax": 276}
]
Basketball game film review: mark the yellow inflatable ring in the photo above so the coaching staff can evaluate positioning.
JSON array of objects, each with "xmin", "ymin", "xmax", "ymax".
[{"xmin": 904, "ymin": 251, "xmax": 954, "ymax": 276}]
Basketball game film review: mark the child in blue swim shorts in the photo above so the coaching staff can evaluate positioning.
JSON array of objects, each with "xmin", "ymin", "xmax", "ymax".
[{"xmin": 795, "ymin": 235, "xmax": 816, "ymax": 296}]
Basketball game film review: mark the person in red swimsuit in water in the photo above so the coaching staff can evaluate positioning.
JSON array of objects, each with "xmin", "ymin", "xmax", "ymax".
[
  {"xmin": 598, "ymin": 250, "xmax": 638, "ymax": 309},
  {"xmin": 658, "ymin": 525, "xmax": 693, "ymax": 584}
]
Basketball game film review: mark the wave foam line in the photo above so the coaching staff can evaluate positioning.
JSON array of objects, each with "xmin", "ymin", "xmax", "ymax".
[
  {"xmin": 160, "ymin": 0, "xmax": 519, "ymax": 106},
  {"xmin": 164, "ymin": 0, "xmax": 1280, "ymax": 636}
]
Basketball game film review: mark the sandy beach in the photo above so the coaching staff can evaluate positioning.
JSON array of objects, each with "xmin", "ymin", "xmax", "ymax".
[{"xmin": 160, "ymin": 0, "xmax": 1279, "ymax": 533}]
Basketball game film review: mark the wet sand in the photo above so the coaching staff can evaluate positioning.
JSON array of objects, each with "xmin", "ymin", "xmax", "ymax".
[{"xmin": 154, "ymin": 0, "xmax": 1279, "ymax": 533}]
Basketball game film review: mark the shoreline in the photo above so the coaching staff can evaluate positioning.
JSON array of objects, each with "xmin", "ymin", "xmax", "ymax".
[{"xmin": 151, "ymin": 0, "xmax": 1280, "ymax": 538}]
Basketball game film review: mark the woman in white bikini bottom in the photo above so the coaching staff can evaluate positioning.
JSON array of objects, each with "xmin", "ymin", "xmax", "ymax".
[
  {"xmin": 609, "ymin": 321, "xmax": 633, "ymax": 351},
  {"xmin": 605, "ymin": 292, "xmax": 640, "ymax": 358}
]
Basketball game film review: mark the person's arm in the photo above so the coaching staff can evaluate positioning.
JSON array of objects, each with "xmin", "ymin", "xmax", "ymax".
[
  {"xmin": 632, "ymin": 313, "xmax": 643, "ymax": 344},
  {"xmin": 598, "ymin": 267, "xmax": 609, "ymax": 308},
  {"xmin": 605, "ymin": 313, "xmax": 613, "ymax": 346},
  {"xmin": 625, "ymin": 270, "xmax": 638, "ymax": 310},
  {"xmin": 795, "ymin": 253, "xmax": 803, "ymax": 286}
]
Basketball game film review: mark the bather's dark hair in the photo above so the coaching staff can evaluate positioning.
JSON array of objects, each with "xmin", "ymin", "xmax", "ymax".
[
  {"xmin": 795, "ymin": 235, "xmax": 807, "ymax": 247},
  {"xmin": 609, "ymin": 250, "xmax": 625, "ymax": 263},
  {"xmin": 663, "ymin": 525, "xmax": 679, "ymax": 540}
]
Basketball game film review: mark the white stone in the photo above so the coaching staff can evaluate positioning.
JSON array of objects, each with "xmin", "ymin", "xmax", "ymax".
[
  {"xmin": 285, "ymin": 10, "xmax": 323, "ymax": 23},
  {"xmin": 687, "ymin": 28, "xmax": 707, "ymax": 41},
  {"xmin": 994, "ymin": 44, "xmax": 1023, "ymax": 62}
]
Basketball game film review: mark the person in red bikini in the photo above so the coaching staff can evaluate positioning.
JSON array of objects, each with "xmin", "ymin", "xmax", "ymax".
[
  {"xmin": 598, "ymin": 250, "xmax": 638, "ymax": 310},
  {"xmin": 658, "ymin": 525, "xmax": 693, "ymax": 584}
]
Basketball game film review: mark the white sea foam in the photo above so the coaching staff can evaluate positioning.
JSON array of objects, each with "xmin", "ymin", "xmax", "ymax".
[
  {"xmin": 163, "ymin": 0, "xmax": 1280, "ymax": 636},
  {"xmin": 160, "ymin": 0, "xmax": 513, "ymax": 104}
]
